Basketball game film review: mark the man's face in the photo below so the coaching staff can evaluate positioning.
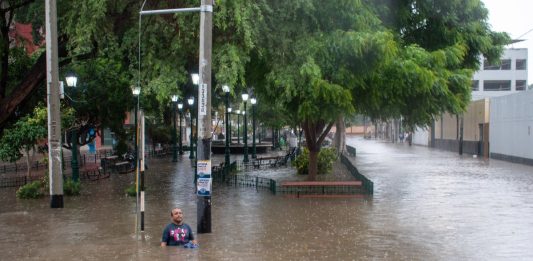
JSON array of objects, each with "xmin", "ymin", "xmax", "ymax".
[{"xmin": 171, "ymin": 208, "xmax": 184, "ymax": 224}]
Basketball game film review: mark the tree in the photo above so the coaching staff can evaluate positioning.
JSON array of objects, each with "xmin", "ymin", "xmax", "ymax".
[
  {"xmin": 1, "ymin": 0, "xmax": 268, "ymax": 146},
  {"xmin": 0, "ymin": 107, "xmax": 45, "ymax": 178}
]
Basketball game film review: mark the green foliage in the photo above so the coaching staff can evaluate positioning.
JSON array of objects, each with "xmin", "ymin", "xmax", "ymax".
[
  {"xmin": 16, "ymin": 181, "xmax": 44, "ymax": 199},
  {"xmin": 125, "ymin": 183, "xmax": 136, "ymax": 197},
  {"xmin": 0, "ymin": 108, "xmax": 47, "ymax": 163},
  {"xmin": 149, "ymin": 124, "xmax": 172, "ymax": 146},
  {"xmin": 63, "ymin": 178, "xmax": 81, "ymax": 196},
  {"xmin": 115, "ymin": 139, "xmax": 129, "ymax": 156},
  {"xmin": 294, "ymin": 147, "xmax": 337, "ymax": 175},
  {"xmin": 40, "ymin": 171, "xmax": 49, "ymax": 191}
]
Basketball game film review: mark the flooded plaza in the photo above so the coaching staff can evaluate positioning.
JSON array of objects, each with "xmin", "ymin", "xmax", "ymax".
[{"xmin": 1, "ymin": 136, "xmax": 533, "ymax": 260}]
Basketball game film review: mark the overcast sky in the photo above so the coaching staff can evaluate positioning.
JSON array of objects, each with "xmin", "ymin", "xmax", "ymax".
[{"xmin": 482, "ymin": 0, "xmax": 532, "ymax": 84}]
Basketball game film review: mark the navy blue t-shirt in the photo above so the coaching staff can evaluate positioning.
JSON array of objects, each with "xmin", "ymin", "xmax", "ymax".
[{"xmin": 162, "ymin": 223, "xmax": 195, "ymax": 246}]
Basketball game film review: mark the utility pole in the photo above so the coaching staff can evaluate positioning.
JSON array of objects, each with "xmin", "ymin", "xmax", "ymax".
[
  {"xmin": 45, "ymin": 0, "xmax": 63, "ymax": 208},
  {"xmin": 140, "ymin": 0, "xmax": 213, "ymax": 233},
  {"xmin": 196, "ymin": 0, "xmax": 213, "ymax": 234}
]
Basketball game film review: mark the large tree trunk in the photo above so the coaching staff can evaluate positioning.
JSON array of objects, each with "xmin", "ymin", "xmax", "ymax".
[
  {"xmin": 302, "ymin": 119, "xmax": 335, "ymax": 181},
  {"xmin": 333, "ymin": 115, "xmax": 345, "ymax": 155},
  {"xmin": 308, "ymin": 149, "xmax": 318, "ymax": 181}
]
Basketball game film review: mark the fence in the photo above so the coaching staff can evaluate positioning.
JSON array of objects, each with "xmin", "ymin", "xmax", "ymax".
[
  {"xmin": 216, "ymin": 157, "xmax": 373, "ymax": 196},
  {"xmin": 340, "ymin": 153, "xmax": 373, "ymax": 194}
]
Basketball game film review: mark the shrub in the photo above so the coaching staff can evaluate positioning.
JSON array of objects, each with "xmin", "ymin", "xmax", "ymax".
[
  {"xmin": 125, "ymin": 183, "xmax": 137, "ymax": 197},
  {"xmin": 63, "ymin": 178, "xmax": 81, "ymax": 196},
  {"xmin": 16, "ymin": 181, "xmax": 44, "ymax": 199},
  {"xmin": 294, "ymin": 147, "xmax": 337, "ymax": 175}
]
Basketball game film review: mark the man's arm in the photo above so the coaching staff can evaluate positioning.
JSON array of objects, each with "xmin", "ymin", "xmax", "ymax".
[{"xmin": 161, "ymin": 225, "xmax": 169, "ymax": 247}]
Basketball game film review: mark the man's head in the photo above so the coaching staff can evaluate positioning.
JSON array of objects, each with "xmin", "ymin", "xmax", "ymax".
[{"xmin": 170, "ymin": 208, "xmax": 184, "ymax": 225}]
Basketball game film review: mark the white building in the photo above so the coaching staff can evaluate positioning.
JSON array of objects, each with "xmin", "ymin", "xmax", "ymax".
[{"xmin": 471, "ymin": 48, "xmax": 528, "ymax": 100}]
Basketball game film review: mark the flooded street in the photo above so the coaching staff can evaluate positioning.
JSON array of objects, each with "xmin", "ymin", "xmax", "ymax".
[{"xmin": 1, "ymin": 137, "xmax": 533, "ymax": 260}]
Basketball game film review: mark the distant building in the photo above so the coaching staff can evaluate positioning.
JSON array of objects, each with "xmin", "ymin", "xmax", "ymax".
[
  {"xmin": 8, "ymin": 22, "xmax": 43, "ymax": 54},
  {"xmin": 471, "ymin": 48, "xmax": 528, "ymax": 100}
]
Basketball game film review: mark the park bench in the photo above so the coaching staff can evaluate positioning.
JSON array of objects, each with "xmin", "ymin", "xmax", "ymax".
[
  {"xmin": 253, "ymin": 156, "xmax": 279, "ymax": 169},
  {"xmin": 81, "ymin": 163, "xmax": 109, "ymax": 181},
  {"xmin": 154, "ymin": 148, "xmax": 167, "ymax": 157},
  {"xmin": 212, "ymin": 162, "xmax": 225, "ymax": 173},
  {"xmin": 272, "ymin": 154, "xmax": 290, "ymax": 167},
  {"xmin": 280, "ymin": 180, "xmax": 363, "ymax": 198},
  {"xmin": 346, "ymin": 145, "xmax": 356, "ymax": 157},
  {"xmin": 115, "ymin": 161, "xmax": 133, "ymax": 174}
]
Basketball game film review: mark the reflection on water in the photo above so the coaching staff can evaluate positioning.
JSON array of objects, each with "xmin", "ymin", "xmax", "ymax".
[{"xmin": 1, "ymin": 138, "xmax": 533, "ymax": 260}]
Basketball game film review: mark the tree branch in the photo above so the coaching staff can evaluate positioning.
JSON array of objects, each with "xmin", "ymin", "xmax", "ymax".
[{"xmin": 0, "ymin": 0, "xmax": 36, "ymax": 12}]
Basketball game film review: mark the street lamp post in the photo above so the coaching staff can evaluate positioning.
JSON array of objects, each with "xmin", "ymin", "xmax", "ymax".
[
  {"xmin": 171, "ymin": 95, "xmax": 178, "ymax": 162},
  {"xmin": 242, "ymin": 93, "xmax": 249, "ymax": 163},
  {"xmin": 236, "ymin": 110, "xmax": 240, "ymax": 144},
  {"xmin": 228, "ymin": 107, "xmax": 232, "ymax": 144},
  {"xmin": 223, "ymin": 85, "xmax": 231, "ymax": 169},
  {"xmin": 132, "ymin": 86, "xmax": 141, "ymax": 172},
  {"xmin": 188, "ymin": 97, "xmax": 195, "ymax": 159},
  {"xmin": 65, "ymin": 72, "xmax": 79, "ymax": 182},
  {"xmin": 178, "ymin": 102, "xmax": 184, "ymax": 155},
  {"xmin": 251, "ymin": 97, "xmax": 257, "ymax": 159},
  {"xmin": 191, "ymin": 73, "xmax": 199, "ymax": 161}
]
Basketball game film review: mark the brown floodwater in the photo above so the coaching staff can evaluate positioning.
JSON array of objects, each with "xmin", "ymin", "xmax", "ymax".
[{"xmin": 1, "ymin": 137, "xmax": 532, "ymax": 260}]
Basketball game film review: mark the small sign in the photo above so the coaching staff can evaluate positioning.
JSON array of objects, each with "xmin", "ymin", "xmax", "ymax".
[
  {"xmin": 199, "ymin": 83, "xmax": 207, "ymax": 116},
  {"xmin": 197, "ymin": 160, "xmax": 211, "ymax": 196}
]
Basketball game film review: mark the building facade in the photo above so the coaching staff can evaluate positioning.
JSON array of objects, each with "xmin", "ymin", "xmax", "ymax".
[{"xmin": 471, "ymin": 48, "xmax": 528, "ymax": 100}]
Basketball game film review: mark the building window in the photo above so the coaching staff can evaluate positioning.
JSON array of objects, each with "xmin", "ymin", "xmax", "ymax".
[
  {"xmin": 483, "ymin": 80, "xmax": 511, "ymax": 91},
  {"xmin": 516, "ymin": 59, "xmax": 527, "ymax": 70},
  {"xmin": 500, "ymin": 59, "xmax": 511, "ymax": 70},
  {"xmin": 472, "ymin": 80, "xmax": 479, "ymax": 91},
  {"xmin": 516, "ymin": 80, "xmax": 527, "ymax": 91},
  {"xmin": 483, "ymin": 59, "xmax": 511, "ymax": 70},
  {"xmin": 483, "ymin": 59, "xmax": 499, "ymax": 70}
]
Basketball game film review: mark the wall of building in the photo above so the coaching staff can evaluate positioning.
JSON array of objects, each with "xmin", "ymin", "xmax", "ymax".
[
  {"xmin": 472, "ymin": 48, "xmax": 528, "ymax": 101},
  {"xmin": 412, "ymin": 127, "xmax": 429, "ymax": 146},
  {"xmin": 432, "ymin": 99, "xmax": 490, "ymax": 155},
  {"xmin": 490, "ymin": 91, "xmax": 533, "ymax": 165}
]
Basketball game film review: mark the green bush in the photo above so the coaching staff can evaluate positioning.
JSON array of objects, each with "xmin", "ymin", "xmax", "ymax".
[
  {"xmin": 16, "ymin": 181, "xmax": 44, "ymax": 199},
  {"xmin": 63, "ymin": 178, "xmax": 81, "ymax": 196},
  {"xmin": 125, "ymin": 183, "xmax": 137, "ymax": 197},
  {"xmin": 294, "ymin": 147, "xmax": 337, "ymax": 175}
]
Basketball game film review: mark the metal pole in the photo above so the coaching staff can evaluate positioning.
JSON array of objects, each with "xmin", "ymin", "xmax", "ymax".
[
  {"xmin": 237, "ymin": 114, "xmax": 240, "ymax": 144},
  {"xmin": 189, "ymin": 111, "xmax": 194, "ymax": 159},
  {"xmin": 225, "ymin": 92, "xmax": 230, "ymax": 169},
  {"xmin": 172, "ymin": 102, "xmax": 177, "ymax": 162},
  {"xmin": 135, "ymin": 97, "xmax": 138, "ymax": 167},
  {"xmin": 459, "ymin": 115, "xmax": 464, "ymax": 155},
  {"xmin": 179, "ymin": 110, "xmax": 183, "ymax": 155},
  {"xmin": 197, "ymin": 0, "xmax": 213, "ymax": 234},
  {"xmin": 140, "ymin": 111, "xmax": 145, "ymax": 231},
  {"xmin": 243, "ymin": 103, "xmax": 248, "ymax": 163},
  {"xmin": 252, "ymin": 104, "xmax": 256, "ymax": 159},
  {"xmin": 46, "ymin": 0, "xmax": 63, "ymax": 208},
  {"xmin": 71, "ymin": 130, "xmax": 79, "ymax": 182}
]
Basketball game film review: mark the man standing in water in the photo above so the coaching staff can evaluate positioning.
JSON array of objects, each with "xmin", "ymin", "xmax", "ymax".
[{"xmin": 161, "ymin": 208, "xmax": 198, "ymax": 247}]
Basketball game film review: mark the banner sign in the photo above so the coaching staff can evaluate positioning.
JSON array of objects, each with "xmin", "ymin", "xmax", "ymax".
[{"xmin": 196, "ymin": 160, "xmax": 211, "ymax": 196}]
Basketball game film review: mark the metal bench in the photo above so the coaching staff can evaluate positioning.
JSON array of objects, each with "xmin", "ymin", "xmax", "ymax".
[
  {"xmin": 81, "ymin": 164, "xmax": 109, "ymax": 181},
  {"xmin": 114, "ymin": 161, "xmax": 133, "ymax": 174}
]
